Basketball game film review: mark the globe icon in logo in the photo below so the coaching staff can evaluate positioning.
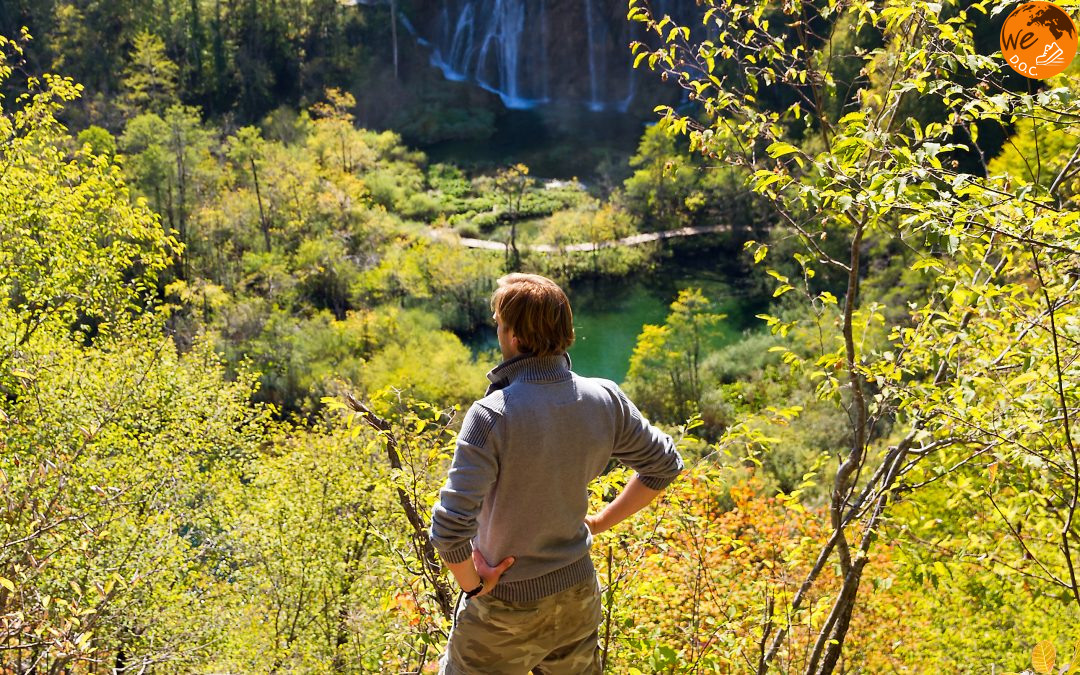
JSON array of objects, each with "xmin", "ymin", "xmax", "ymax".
[{"xmin": 1001, "ymin": 1, "xmax": 1078, "ymax": 78}]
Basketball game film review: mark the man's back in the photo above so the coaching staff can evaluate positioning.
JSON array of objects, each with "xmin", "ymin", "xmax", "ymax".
[
  {"xmin": 435, "ymin": 354, "xmax": 680, "ymax": 602},
  {"xmin": 429, "ymin": 273, "xmax": 683, "ymax": 674}
]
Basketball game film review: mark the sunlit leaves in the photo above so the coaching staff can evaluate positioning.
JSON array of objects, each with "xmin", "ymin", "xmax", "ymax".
[
  {"xmin": 1033, "ymin": 640, "xmax": 1056, "ymax": 674},
  {"xmin": 631, "ymin": 0, "xmax": 1080, "ymax": 668},
  {"xmin": 626, "ymin": 289, "xmax": 728, "ymax": 424},
  {"xmin": 119, "ymin": 31, "xmax": 179, "ymax": 116},
  {"xmin": 2, "ymin": 319, "xmax": 272, "ymax": 670},
  {"xmin": 0, "ymin": 54, "xmax": 177, "ymax": 353}
]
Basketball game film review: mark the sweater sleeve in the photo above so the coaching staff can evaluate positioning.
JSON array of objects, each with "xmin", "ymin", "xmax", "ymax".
[
  {"xmin": 610, "ymin": 385, "xmax": 684, "ymax": 490},
  {"xmin": 429, "ymin": 402, "xmax": 500, "ymax": 564}
]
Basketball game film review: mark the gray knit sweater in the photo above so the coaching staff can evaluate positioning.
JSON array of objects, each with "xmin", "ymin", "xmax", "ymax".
[{"xmin": 430, "ymin": 353, "xmax": 683, "ymax": 602}]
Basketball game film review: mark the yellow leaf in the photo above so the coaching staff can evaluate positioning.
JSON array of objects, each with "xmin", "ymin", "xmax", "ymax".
[
  {"xmin": 1066, "ymin": 636, "xmax": 1080, "ymax": 674},
  {"xmin": 1032, "ymin": 639, "xmax": 1056, "ymax": 674},
  {"xmin": 988, "ymin": 462, "xmax": 998, "ymax": 485},
  {"xmin": 0, "ymin": 577, "xmax": 12, "ymax": 592},
  {"xmin": 1007, "ymin": 371, "xmax": 1039, "ymax": 389}
]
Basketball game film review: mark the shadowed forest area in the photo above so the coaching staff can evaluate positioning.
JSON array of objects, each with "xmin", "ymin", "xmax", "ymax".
[{"xmin": 2, "ymin": 0, "xmax": 1080, "ymax": 672}]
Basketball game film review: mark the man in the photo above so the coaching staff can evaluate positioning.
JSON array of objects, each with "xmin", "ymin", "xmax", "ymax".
[{"xmin": 430, "ymin": 273, "xmax": 684, "ymax": 674}]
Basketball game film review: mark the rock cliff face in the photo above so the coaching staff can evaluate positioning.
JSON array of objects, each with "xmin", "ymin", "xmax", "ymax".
[{"xmin": 405, "ymin": 0, "xmax": 687, "ymax": 111}]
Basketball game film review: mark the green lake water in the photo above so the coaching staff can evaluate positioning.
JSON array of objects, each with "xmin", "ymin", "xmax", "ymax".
[{"xmin": 464, "ymin": 247, "xmax": 768, "ymax": 383}]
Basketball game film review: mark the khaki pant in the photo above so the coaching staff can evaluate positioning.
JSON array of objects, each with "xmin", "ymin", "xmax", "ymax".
[{"xmin": 440, "ymin": 576, "xmax": 603, "ymax": 674}]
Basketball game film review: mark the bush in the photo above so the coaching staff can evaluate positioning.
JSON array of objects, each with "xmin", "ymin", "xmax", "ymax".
[{"xmin": 701, "ymin": 331, "xmax": 780, "ymax": 384}]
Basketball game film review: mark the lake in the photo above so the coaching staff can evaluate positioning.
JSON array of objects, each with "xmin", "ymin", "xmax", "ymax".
[{"xmin": 464, "ymin": 244, "xmax": 769, "ymax": 383}]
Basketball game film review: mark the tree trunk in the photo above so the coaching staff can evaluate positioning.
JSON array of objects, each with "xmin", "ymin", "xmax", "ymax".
[
  {"xmin": 390, "ymin": 0, "xmax": 399, "ymax": 80},
  {"xmin": 174, "ymin": 127, "xmax": 189, "ymax": 281},
  {"xmin": 808, "ymin": 557, "xmax": 867, "ymax": 675},
  {"xmin": 508, "ymin": 222, "xmax": 520, "ymax": 271},
  {"xmin": 331, "ymin": 536, "xmax": 366, "ymax": 672},
  {"xmin": 251, "ymin": 157, "xmax": 271, "ymax": 252}
]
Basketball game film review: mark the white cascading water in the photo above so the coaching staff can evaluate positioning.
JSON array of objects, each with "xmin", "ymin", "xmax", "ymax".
[
  {"xmin": 426, "ymin": 0, "xmax": 540, "ymax": 108},
  {"xmin": 419, "ymin": 0, "xmax": 662, "ymax": 111},
  {"xmin": 480, "ymin": 0, "xmax": 527, "ymax": 106},
  {"xmin": 444, "ymin": 4, "xmax": 474, "ymax": 81},
  {"xmin": 583, "ymin": 0, "xmax": 602, "ymax": 111}
]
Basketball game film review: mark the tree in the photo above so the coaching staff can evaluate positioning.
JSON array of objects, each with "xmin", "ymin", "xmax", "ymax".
[
  {"xmin": 494, "ymin": 163, "xmax": 534, "ymax": 270},
  {"xmin": 2, "ymin": 325, "xmax": 273, "ymax": 672},
  {"xmin": 76, "ymin": 124, "xmax": 117, "ymax": 158},
  {"xmin": 309, "ymin": 87, "xmax": 369, "ymax": 174},
  {"xmin": 626, "ymin": 288, "xmax": 726, "ymax": 423},
  {"xmin": 537, "ymin": 203, "xmax": 650, "ymax": 279},
  {"xmin": 48, "ymin": 1, "xmax": 138, "ymax": 100},
  {"xmin": 226, "ymin": 125, "xmax": 272, "ymax": 252},
  {"xmin": 621, "ymin": 123, "xmax": 700, "ymax": 230},
  {"xmin": 631, "ymin": 0, "xmax": 1080, "ymax": 671},
  {"xmin": 214, "ymin": 423, "xmax": 389, "ymax": 672},
  {"xmin": 121, "ymin": 104, "xmax": 212, "ymax": 279},
  {"xmin": 120, "ymin": 30, "xmax": 180, "ymax": 116},
  {"xmin": 0, "ymin": 36, "xmax": 273, "ymax": 671},
  {"xmin": 0, "ymin": 34, "xmax": 176, "ymax": 351}
]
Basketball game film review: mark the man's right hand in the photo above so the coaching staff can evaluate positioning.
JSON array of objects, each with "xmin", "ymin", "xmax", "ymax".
[{"xmin": 585, "ymin": 475, "xmax": 664, "ymax": 536}]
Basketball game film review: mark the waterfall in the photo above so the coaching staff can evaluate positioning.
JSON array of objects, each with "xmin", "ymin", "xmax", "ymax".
[
  {"xmin": 479, "ymin": 1, "xmax": 527, "ymax": 106},
  {"xmin": 414, "ymin": 0, "xmax": 666, "ymax": 111},
  {"xmin": 423, "ymin": 0, "xmax": 546, "ymax": 108},
  {"xmin": 444, "ymin": 5, "xmax": 472, "ymax": 81},
  {"xmin": 583, "ymin": 0, "xmax": 600, "ymax": 111}
]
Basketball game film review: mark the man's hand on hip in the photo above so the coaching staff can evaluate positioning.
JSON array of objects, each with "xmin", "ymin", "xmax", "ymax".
[
  {"xmin": 584, "ymin": 514, "xmax": 606, "ymax": 535},
  {"xmin": 471, "ymin": 549, "xmax": 515, "ymax": 598},
  {"xmin": 586, "ymin": 475, "xmax": 665, "ymax": 536}
]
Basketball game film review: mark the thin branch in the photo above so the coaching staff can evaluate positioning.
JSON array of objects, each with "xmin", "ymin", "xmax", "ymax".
[
  {"xmin": 1028, "ymin": 243, "xmax": 1080, "ymax": 607},
  {"xmin": 987, "ymin": 489, "xmax": 1071, "ymax": 590},
  {"xmin": 344, "ymin": 395, "xmax": 455, "ymax": 619}
]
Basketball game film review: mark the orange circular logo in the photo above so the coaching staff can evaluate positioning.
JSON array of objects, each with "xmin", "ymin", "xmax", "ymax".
[{"xmin": 1001, "ymin": 1, "xmax": 1077, "ymax": 78}]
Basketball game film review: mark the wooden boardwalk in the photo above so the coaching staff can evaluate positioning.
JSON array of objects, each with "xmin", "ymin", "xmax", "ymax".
[{"xmin": 428, "ymin": 223, "xmax": 732, "ymax": 253}]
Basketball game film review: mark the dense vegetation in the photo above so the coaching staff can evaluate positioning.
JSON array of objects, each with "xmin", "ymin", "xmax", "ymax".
[
  {"xmin": 2, "ymin": 0, "xmax": 1080, "ymax": 672},
  {"xmin": 0, "ymin": 0, "xmax": 469, "ymax": 139}
]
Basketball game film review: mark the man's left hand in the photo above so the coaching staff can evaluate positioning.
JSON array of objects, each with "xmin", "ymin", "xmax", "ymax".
[{"xmin": 472, "ymin": 549, "xmax": 515, "ymax": 598}]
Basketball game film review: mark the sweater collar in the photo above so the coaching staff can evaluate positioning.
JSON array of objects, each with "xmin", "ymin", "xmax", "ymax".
[{"xmin": 486, "ymin": 353, "xmax": 572, "ymax": 394}]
